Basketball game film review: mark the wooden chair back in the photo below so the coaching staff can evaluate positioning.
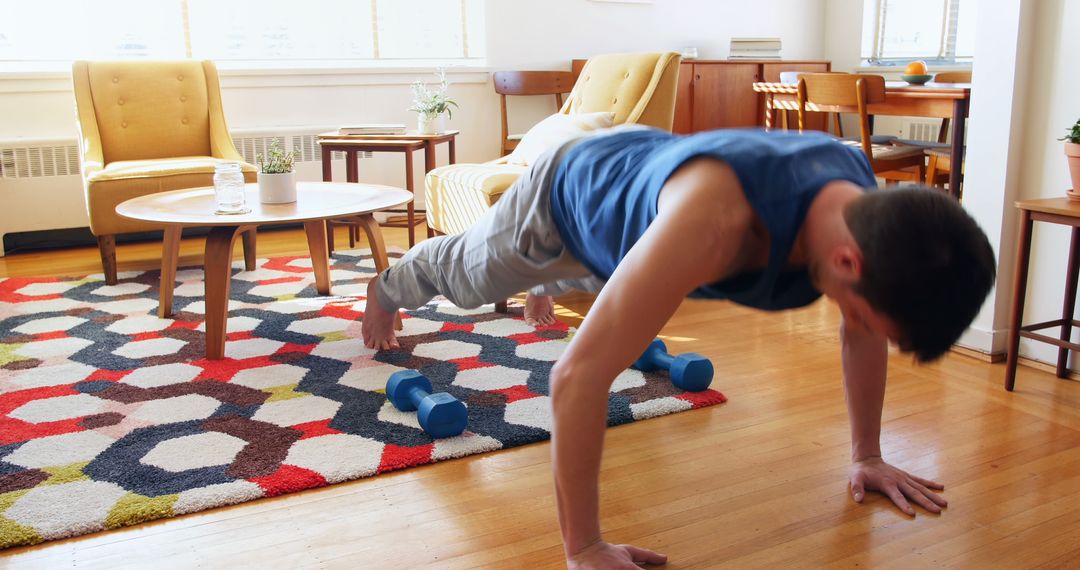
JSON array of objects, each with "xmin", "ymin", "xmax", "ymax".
[
  {"xmin": 493, "ymin": 70, "xmax": 575, "ymax": 156},
  {"xmin": 933, "ymin": 71, "xmax": 972, "ymax": 83},
  {"xmin": 797, "ymin": 73, "xmax": 886, "ymax": 158},
  {"xmin": 932, "ymin": 71, "xmax": 972, "ymax": 142}
]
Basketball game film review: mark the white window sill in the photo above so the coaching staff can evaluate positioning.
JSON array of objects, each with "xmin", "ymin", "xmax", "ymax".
[
  {"xmin": 858, "ymin": 64, "xmax": 973, "ymax": 74},
  {"xmin": 0, "ymin": 61, "xmax": 491, "ymax": 94}
]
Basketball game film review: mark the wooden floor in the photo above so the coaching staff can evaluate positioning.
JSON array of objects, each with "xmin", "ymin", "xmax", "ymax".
[{"xmin": 2, "ymin": 226, "xmax": 1080, "ymax": 569}]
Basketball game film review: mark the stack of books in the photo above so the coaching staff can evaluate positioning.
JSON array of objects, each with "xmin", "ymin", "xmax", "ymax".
[
  {"xmin": 728, "ymin": 37, "xmax": 782, "ymax": 60},
  {"xmin": 337, "ymin": 123, "xmax": 407, "ymax": 135}
]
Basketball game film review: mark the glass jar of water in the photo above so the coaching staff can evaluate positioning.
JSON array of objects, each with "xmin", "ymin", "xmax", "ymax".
[{"xmin": 213, "ymin": 162, "xmax": 248, "ymax": 214}]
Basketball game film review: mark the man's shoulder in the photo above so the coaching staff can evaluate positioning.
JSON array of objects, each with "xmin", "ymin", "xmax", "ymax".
[{"xmin": 659, "ymin": 157, "xmax": 756, "ymax": 230}]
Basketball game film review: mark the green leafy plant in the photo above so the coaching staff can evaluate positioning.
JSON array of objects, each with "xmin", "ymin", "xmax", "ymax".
[
  {"xmin": 408, "ymin": 68, "xmax": 459, "ymax": 119},
  {"xmin": 1061, "ymin": 118, "xmax": 1080, "ymax": 144},
  {"xmin": 256, "ymin": 139, "xmax": 297, "ymax": 174}
]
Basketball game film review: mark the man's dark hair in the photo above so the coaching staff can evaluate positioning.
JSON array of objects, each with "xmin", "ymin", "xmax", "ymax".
[{"xmin": 844, "ymin": 187, "xmax": 996, "ymax": 362}]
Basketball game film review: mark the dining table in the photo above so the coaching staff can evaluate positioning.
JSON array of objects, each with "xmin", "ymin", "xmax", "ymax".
[{"xmin": 752, "ymin": 80, "xmax": 972, "ymax": 194}]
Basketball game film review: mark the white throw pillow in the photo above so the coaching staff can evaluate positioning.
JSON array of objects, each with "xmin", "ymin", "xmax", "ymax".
[{"xmin": 506, "ymin": 112, "xmax": 616, "ymax": 166}]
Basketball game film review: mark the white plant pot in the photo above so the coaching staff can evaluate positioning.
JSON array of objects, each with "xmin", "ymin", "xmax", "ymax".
[
  {"xmin": 257, "ymin": 171, "xmax": 297, "ymax": 204},
  {"xmin": 418, "ymin": 114, "xmax": 444, "ymax": 135}
]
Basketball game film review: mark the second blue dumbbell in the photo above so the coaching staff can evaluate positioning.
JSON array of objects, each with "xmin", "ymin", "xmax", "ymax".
[
  {"xmin": 632, "ymin": 339, "xmax": 713, "ymax": 392},
  {"xmin": 386, "ymin": 370, "xmax": 468, "ymax": 438}
]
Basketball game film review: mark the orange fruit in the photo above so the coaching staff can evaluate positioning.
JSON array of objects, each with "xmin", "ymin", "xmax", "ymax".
[{"xmin": 905, "ymin": 60, "xmax": 928, "ymax": 75}]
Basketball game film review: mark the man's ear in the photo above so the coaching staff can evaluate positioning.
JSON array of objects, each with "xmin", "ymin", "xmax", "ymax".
[{"xmin": 831, "ymin": 244, "xmax": 864, "ymax": 284}]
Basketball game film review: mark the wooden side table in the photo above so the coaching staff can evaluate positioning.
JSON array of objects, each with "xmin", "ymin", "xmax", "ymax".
[
  {"xmin": 317, "ymin": 130, "xmax": 459, "ymax": 249},
  {"xmin": 1005, "ymin": 197, "xmax": 1080, "ymax": 390}
]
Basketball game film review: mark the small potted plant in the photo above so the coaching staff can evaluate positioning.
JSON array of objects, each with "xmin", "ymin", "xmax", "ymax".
[
  {"xmin": 409, "ymin": 68, "xmax": 458, "ymax": 135},
  {"xmin": 256, "ymin": 139, "xmax": 298, "ymax": 204},
  {"xmin": 1062, "ymin": 117, "xmax": 1080, "ymax": 198}
]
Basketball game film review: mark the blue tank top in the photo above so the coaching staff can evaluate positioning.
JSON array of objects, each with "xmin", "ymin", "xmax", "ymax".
[{"xmin": 549, "ymin": 128, "xmax": 878, "ymax": 311}]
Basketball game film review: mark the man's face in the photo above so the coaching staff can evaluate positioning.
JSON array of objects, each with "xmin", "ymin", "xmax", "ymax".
[{"xmin": 831, "ymin": 286, "xmax": 902, "ymax": 344}]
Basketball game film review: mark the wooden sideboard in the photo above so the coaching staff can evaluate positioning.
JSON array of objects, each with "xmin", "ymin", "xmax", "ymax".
[{"xmin": 572, "ymin": 59, "xmax": 831, "ymax": 134}]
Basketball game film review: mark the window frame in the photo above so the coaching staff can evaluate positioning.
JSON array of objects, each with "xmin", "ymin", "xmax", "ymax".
[
  {"xmin": 863, "ymin": 0, "xmax": 974, "ymax": 67},
  {"xmin": 0, "ymin": 0, "xmax": 486, "ymax": 73}
]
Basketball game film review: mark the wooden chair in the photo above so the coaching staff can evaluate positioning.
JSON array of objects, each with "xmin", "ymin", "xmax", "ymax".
[
  {"xmin": 920, "ymin": 71, "xmax": 971, "ymax": 194},
  {"xmin": 929, "ymin": 71, "xmax": 972, "ymax": 144},
  {"xmin": 428, "ymin": 53, "xmax": 681, "ymax": 237},
  {"xmin": 925, "ymin": 146, "xmax": 965, "ymax": 199},
  {"xmin": 494, "ymin": 71, "xmax": 575, "ymax": 156},
  {"xmin": 797, "ymin": 73, "xmax": 925, "ymax": 183}
]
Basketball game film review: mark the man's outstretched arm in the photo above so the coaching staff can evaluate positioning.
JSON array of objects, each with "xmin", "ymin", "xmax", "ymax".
[
  {"xmin": 551, "ymin": 159, "xmax": 752, "ymax": 568},
  {"xmin": 840, "ymin": 321, "xmax": 948, "ymax": 515}
]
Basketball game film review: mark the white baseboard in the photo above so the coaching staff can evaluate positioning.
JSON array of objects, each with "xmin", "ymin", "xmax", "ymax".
[{"xmin": 956, "ymin": 324, "xmax": 1008, "ymax": 356}]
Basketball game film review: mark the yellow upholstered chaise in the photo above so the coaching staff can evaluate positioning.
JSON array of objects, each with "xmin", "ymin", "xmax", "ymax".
[
  {"xmin": 72, "ymin": 60, "xmax": 256, "ymax": 284},
  {"xmin": 425, "ymin": 52, "xmax": 682, "ymax": 236}
]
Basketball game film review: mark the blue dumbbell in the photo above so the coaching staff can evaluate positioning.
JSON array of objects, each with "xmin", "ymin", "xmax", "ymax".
[
  {"xmin": 632, "ymin": 339, "xmax": 713, "ymax": 392},
  {"xmin": 386, "ymin": 370, "xmax": 467, "ymax": 438}
]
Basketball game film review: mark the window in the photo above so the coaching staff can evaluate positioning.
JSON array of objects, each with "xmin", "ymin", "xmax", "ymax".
[
  {"xmin": 861, "ymin": 0, "xmax": 975, "ymax": 65},
  {"xmin": 0, "ymin": 0, "xmax": 485, "ymax": 69}
]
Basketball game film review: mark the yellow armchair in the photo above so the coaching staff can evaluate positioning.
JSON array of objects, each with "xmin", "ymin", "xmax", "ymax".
[
  {"xmin": 425, "ymin": 51, "xmax": 682, "ymax": 236},
  {"xmin": 72, "ymin": 60, "xmax": 257, "ymax": 284}
]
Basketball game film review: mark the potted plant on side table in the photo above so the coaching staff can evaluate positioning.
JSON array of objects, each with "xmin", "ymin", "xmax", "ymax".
[
  {"xmin": 257, "ymin": 139, "xmax": 298, "ymax": 204},
  {"xmin": 1063, "ymin": 118, "xmax": 1080, "ymax": 201},
  {"xmin": 409, "ymin": 69, "xmax": 458, "ymax": 135}
]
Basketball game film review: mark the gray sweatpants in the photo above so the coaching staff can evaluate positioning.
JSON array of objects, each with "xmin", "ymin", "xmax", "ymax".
[{"xmin": 375, "ymin": 140, "xmax": 606, "ymax": 312}]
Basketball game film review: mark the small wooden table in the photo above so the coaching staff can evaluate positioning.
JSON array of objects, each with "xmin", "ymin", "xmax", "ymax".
[
  {"xmin": 752, "ymin": 81, "xmax": 971, "ymax": 196},
  {"xmin": 116, "ymin": 182, "xmax": 411, "ymax": 360},
  {"xmin": 1005, "ymin": 197, "xmax": 1080, "ymax": 390},
  {"xmin": 317, "ymin": 130, "xmax": 459, "ymax": 248}
]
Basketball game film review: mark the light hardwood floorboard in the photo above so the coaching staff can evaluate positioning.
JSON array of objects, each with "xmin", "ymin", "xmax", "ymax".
[{"xmin": 1, "ymin": 225, "xmax": 1078, "ymax": 569}]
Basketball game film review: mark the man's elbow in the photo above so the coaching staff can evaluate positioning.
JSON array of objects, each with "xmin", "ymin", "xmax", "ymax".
[
  {"xmin": 549, "ymin": 359, "xmax": 609, "ymax": 408},
  {"xmin": 549, "ymin": 360, "xmax": 577, "ymax": 406}
]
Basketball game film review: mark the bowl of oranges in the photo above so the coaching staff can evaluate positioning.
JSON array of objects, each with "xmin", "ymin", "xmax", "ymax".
[{"xmin": 901, "ymin": 60, "xmax": 932, "ymax": 85}]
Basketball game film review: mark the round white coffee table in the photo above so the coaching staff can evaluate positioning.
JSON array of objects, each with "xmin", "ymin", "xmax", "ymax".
[{"xmin": 117, "ymin": 181, "xmax": 411, "ymax": 359}]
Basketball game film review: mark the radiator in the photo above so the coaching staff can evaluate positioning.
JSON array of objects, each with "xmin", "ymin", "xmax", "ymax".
[
  {"xmin": 905, "ymin": 120, "xmax": 942, "ymax": 142},
  {"xmin": 0, "ymin": 127, "xmax": 362, "ymax": 253}
]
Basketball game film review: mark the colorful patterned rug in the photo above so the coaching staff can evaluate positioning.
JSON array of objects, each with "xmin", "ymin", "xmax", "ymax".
[{"xmin": 0, "ymin": 248, "xmax": 726, "ymax": 549}]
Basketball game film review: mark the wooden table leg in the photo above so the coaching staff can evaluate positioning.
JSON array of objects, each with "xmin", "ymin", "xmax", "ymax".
[
  {"xmin": 346, "ymin": 149, "xmax": 358, "ymax": 183},
  {"xmin": 304, "ymin": 220, "xmax": 331, "ymax": 296},
  {"xmin": 1005, "ymin": 210, "xmax": 1034, "ymax": 390},
  {"xmin": 423, "ymin": 140, "xmax": 436, "ymax": 173},
  {"xmin": 322, "ymin": 145, "xmax": 336, "ymax": 254},
  {"xmin": 241, "ymin": 228, "xmax": 257, "ymax": 271},
  {"xmin": 355, "ymin": 213, "xmax": 402, "ymax": 331},
  {"xmin": 1057, "ymin": 226, "xmax": 1080, "ymax": 377},
  {"xmin": 327, "ymin": 220, "xmax": 337, "ymax": 255},
  {"xmin": 159, "ymin": 226, "xmax": 182, "ymax": 318},
  {"xmin": 764, "ymin": 95, "xmax": 774, "ymax": 131},
  {"xmin": 203, "ymin": 225, "xmax": 244, "ymax": 360},
  {"xmin": 405, "ymin": 148, "xmax": 416, "ymax": 248},
  {"xmin": 448, "ymin": 136, "xmax": 456, "ymax": 164},
  {"xmin": 949, "ymin": 98, "xmax": 968, "ymax": 200},
  {"xmin": 321, "ymin": 145, "xmax": 332, "ymax": 182},
  {"xmin": 356, "ymin": 214, "xmax": 390, "ymax": 275}
]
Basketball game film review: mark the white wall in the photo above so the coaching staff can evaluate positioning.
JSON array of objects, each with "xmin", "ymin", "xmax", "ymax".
[
  {"xmin": 0, "ymin": 0, "xmax": 828, "ymax": 159},
  {"xmin": 825, "ymin": 0, "xmax": 1076, "ymax": 371},
  {"xmin": 487, "ymin": 0, "xmax": 826, "ymax": 68},
  {"xmin": 0, "ymin": 0, "xmax": 827, "ymax": 239},
  {"xmin": 1010, "ymin": 0, "xmax": 1079, "ymax": 368}
]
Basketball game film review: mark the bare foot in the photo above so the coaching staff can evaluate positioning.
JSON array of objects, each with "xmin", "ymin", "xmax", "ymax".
[
  {"xmin": 524, "ymin": 293, "xmax": 556, "ymax": 327},
  {"xmin": 361, "ymin": 275, "xmax": 400, "ymax": 350}
]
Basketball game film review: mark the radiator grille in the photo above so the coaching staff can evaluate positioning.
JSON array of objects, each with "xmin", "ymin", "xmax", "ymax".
[
  {"xmin": 0, "ymin": 142, "xmax": 81, "ymax": 179},
  {"xmin": 231, "ymin": 132, "xmax": 371, "ymax": 165},
  {"xmin": 0, "ymin": 128, "xmax": 359, "ymax": 179},
  {"xmin": 906, "ymin": 121, "xmax": 941, "ymax": 142}
]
